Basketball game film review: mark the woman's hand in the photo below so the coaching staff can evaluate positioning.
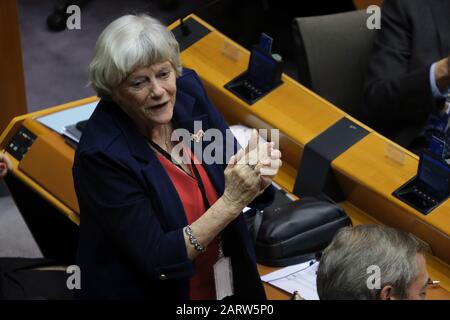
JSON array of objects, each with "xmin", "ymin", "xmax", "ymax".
[
  {"xmin": 0, "ymin": 153, "xmax": 12, "ymax": 178},
  {"xmin": 185, "ymin": 130, "xmax": 282, "ymax": 259},
  {"xmin": 222, "ymin": 153, "xmax": 262, "ymax": 215},
  {"xmin": 259, "ymin": 145, "xmax": 282, "ymax": 191},
  {"xmin": 222, "ymin": 130, "xmax": 282, "ymax": 214},
  {"xmin": 235, "ymin": 130, "xmax": 282, "ymax": 192}
]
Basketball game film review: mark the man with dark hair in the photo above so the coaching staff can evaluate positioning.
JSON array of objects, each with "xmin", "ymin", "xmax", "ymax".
[{"xmin": 317, "ymin": 225, "xmax": 429, "ymax": 300}]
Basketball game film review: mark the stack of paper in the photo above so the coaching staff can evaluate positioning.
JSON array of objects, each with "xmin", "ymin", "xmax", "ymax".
[
  {"xmin": 36, "ymin": 101, "xmax": 98, "ymax": 144},
  {"xmin": 261, "ymin": 259, "xmax": 320, "ymax": 300}
]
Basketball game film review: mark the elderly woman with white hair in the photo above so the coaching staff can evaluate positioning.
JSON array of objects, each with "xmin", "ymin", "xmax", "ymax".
[{"xmin": 72, "ymin": 14, "xmax": 282, "ymax": 299}]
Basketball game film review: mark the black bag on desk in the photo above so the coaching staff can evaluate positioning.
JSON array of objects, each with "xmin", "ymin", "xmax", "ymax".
[{"xmin": 246, "ymin": 195, "xmax": 352, "ymax": 267}]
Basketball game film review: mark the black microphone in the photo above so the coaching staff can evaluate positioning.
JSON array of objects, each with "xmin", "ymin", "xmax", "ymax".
[{"xmin": 179, "ymin": 17, "xmax": 191, "ymax": 36}]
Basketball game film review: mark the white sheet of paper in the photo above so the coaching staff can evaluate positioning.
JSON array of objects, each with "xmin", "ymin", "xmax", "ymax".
[
  {"xmin": 36, "ymin": 101, "xmax": 98, "ymax": 135},
  {"xmin": 261, "ymin": 259, "xmax": 319, "ymax": 300}
]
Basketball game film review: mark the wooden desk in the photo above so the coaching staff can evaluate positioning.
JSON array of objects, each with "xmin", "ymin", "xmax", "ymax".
[
  {"xmin": 0, "ymin": 0, "xmax": 27, "ymax": 133},
  {"xmin": 258, "ymin": 263, "xmax": 450, "ymax": 300},
  {"xmin": 0, "ymin": 98, "xmax": 98, "ymax": 225},
  {"xmin": 258, "ymin": 201, "xmax": 450, "ymax": 299},
  {"xmin": 353, "ymin": 0, "xmax": 384, "ymax": 10},
  {"xmin": 1, "ymin": 13, "xmax": 449, "ymax": 300},
  {"xmin": 171, "ymin": 15, "xmax": 450, "ymax": 297}
]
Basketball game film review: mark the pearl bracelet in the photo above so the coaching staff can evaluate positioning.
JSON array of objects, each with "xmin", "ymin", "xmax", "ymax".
[{"xmin": 184, "ymin": 225, "xmax": 206, "ymax": 253}]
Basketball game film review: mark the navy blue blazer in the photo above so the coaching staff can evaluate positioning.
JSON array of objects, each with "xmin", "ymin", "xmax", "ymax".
[{"xmin": 72, "ymin": 69, "xmax": 274, "ymax": 299}]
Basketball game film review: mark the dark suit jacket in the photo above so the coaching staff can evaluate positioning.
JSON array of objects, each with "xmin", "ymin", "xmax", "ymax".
[
  {"xmin": 72, "ymin": 69, "xmax": 274, "ymax": 299},
  {"xmin": 362, "ymin": 0, "xmax": 450, "ymax": 147}
]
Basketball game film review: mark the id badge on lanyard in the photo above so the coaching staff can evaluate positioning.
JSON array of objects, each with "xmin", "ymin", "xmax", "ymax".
[{"xmin": 213, "ymin": 238, "xmax": 234, "ymax": 300}]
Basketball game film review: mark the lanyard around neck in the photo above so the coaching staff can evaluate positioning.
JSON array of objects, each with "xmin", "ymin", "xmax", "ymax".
[{"xmin": 149, "ymin": 140, "xmax": 211, "ymax": 210}]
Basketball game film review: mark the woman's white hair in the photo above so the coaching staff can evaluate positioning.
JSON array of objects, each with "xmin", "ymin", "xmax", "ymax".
[{"xmin": 88, "ymin": 14, "xmax": 182, "ymax": 98}]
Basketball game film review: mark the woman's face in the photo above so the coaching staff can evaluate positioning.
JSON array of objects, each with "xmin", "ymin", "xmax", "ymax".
[{"xmin": 113, "ymin": 61, "xmax": 177, "ymax": 131}]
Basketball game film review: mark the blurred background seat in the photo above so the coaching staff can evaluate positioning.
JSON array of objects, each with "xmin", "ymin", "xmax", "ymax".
[{"xmin": 292, "ymin": 10, "xmax": 377, "ymax": 119}]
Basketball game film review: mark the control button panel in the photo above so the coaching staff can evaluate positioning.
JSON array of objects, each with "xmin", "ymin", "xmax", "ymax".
[{"xmin": 6, "ymin": 126, "xmax": 36, "ymax": 161}]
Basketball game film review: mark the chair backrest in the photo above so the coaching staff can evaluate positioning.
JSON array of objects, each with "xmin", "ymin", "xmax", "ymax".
[{"xmin": 292, "ymin": 10, "xmax": 377, "ymax": 118}]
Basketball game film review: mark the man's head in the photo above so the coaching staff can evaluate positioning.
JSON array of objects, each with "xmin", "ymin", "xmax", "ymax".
[{"xmin": 316, "ymin": 224, "xmax": 429, "ymax": 300}]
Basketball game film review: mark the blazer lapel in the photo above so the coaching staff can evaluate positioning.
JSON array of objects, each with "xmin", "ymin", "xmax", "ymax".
[
  {"xmin": 429, "ymin": 0, "xmax": 450, "ymax": 57},
  {"xmin": 173, "ymin": 90, "xmax": 226, "ymax": 196},
  {"xmin": 108, "ymin": 87, "xmax": 227, "ymax": 230},
  {"xmin": 140, "ymin": 156, "xmax": 189, "ymax": 230},
  {"xmin": 107, "ymin": 101, "xmax": 188, "ymax": 229}
]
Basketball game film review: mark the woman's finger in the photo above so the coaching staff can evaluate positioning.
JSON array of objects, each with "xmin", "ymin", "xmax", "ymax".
[
  {"xmin": 270, "ymin": 149, "xmax": 281, "ymax": 160},
  {"xmin": 260, "ymin": 159, "xmax": 282, "ymax": 176},
  {"xmin": 228, "ymin": 155, "xmax": 236, "ymax": 167},
  {"xmin": 0, "ymin": 153, "xmax": 12, "ymax": 171},
  {"xmin": 234, "ymin": 147, "xmax": 247, "ymax": 164},
  {"xmin": 0, "ymin": 165, "xmax": 7, "ymax": 178},
  {"xmin": 245, "ymin": 129, "xmax": 259, "ymax": 153}
]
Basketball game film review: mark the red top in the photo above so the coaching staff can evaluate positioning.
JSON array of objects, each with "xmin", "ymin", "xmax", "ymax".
[{"xmin": 157, "ymin": 149, "xmax": 220, "ymax": 300}]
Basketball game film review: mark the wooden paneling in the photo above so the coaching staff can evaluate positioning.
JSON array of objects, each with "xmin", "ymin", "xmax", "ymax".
[
  {"xmin": 353, "ymin": 0, "xmax": 384, "ymax": 10},
  {"xmin": 0, "ymin": 0, "xmax": 27, "ymax": 133}
]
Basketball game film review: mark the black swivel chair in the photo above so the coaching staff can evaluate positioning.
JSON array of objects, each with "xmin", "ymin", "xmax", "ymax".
[{"xmin": 291, "ymin": 10, "xmax": 377, "ymax": 119}]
